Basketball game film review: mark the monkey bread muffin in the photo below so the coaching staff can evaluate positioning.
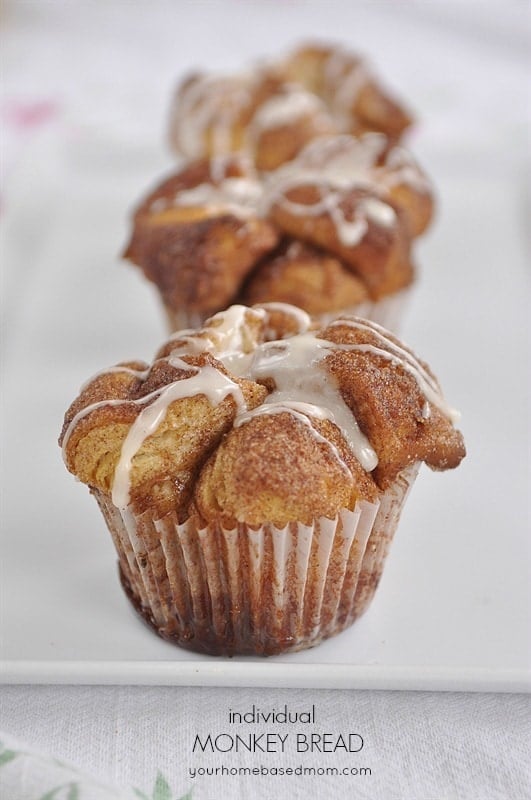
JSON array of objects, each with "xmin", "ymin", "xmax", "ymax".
[
  {"xmin": 124, "ymin": 41, "xmax": 429, "ymax": 333},
  {"xmin": 124, "ymin": 133, "xmax": 433, "ymax": 332},
  {"xmin": 168, "ymin": 41, "xmax": 413, "ymax": 168},
  {"xmin": 60, "ymin": 304, "xmax": 465, "ymax": 656}
]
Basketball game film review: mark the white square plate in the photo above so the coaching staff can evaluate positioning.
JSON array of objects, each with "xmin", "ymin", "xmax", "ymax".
[{"xmin": 1, "ymin": 107, "xmax": 529, "ymax": 692}]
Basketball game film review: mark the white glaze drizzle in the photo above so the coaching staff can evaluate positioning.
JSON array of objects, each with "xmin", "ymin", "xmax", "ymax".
[
  {"xmin": 149, "ymin": 197, "xmax": 169, "ymax": 213},
  {"xmin": 242, "ymin": 331, "xmax": 378, "ymax": 471},
  {"xmin": 323, "ymin": 49, "xmax": 368, "ymax": 128},
  {"xmin": 111, "ymin": 363, "xmax": 245, "ymax": 509},
  {"xmin": 171, "ymin": 175, "xmax": 263, "ymax": 219},
  {"xmin": 255, "ymin": 302, "xmax": 312, "ymax": 335},
  {"xmin": 150, "ymin": 152, "xmax": 263, "ymax": 220},
  {"xmin": 376, "ymin": 146, "xmax": 431, "ymax": 193},
  {"xmin": 326, "ymin": 317, "xmax": 460, "ymax": 423},
  {"xmin": 65, "ymin": 305, "xmax": 460, "ymax": 513},
  {"xmin": 167, "ymin": 305, "xmax": 266, "ymax": 376},
  {"xmin": 209, "ymin": 153, "xmax": 236, "ymax": 184},
  {"xmin": 262, "ymin": 134, "xmax": 398, "ymax": 246},
  {"xmin": 62, "ymin": 359, "xmax": 248, "ymax": 509},
  {"xmin": 169, "ymin": 77, "xmax": 426, "ymax": 233},
  {"xmin": 266, "ymin": 133, "xmax": 388, "ymax": 192},
  {"xmin": 272, "ymin": 188, "xmax": 371, "ymax": 246},
  {"xmin": 111, "ymin": 362, "xmax": 247, "ymax": 509},
  {"xmin": 361, "ymin": 197, "xmax": 397, "ymax": 226},
  {"xmin": 249, "ymin": 85, "xmax": 327, "ymax": 136},
  {"xmin": 328, "ymin": 317, "xmax": 440, "ymax": 390},
  {"xmin": 171, "ymin": 73, "xmax": 254, "ymax": 159},
  {"xmin": 61, "ymin": 397, "xmax": 133, "ymax": 462}
]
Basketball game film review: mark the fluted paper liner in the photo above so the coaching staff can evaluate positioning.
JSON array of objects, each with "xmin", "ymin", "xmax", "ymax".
[{"xmin": 94, "ymin": 462, "xmax": 419, "ymax": 656}]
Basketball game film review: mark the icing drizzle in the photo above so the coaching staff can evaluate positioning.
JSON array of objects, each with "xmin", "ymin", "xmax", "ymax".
[
  {"xmin": 249, "ymin": 84, "xmax": 330, "ymax": 138},
  {"xmin": 242, "ymin": 331, "xmax": 378, "ymax": 471},
  {"xmin": 261, "ymin": 134, "xmax": 403, "ymax": 246},
  {"xmin": 64, "ymin": 306, "xmax": 460, "ymax": 512},
  {"xmin": 159, "ymin": 132, "xmax": 427, "ymax": 251},
  {"xmin": 62, "ymin": 359, "xmax": 248, "ymax": 510},
  {"xmin": 170, "ymin": 176, "xmax": 263, "ymax": 220},
  {"xmin": 111, "ymin": 362, "xmax": 246, "ymax": 509},
  {"xmin": 326, "ymin": 317, "xmax": 460, "ymax": 423},
  {"xmin": 322, "ymin": 48, "xmax": 368, "ymax": 128}
]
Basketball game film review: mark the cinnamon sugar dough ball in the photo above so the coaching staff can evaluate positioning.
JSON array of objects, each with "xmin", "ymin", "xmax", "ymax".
[
  {"xmin": 280, "ymin": 42, "xmax": 413, "ymax": 143},
  {"xmin": 169, "ymin": 68, "xmax": 338, "ymax": 171},
  {"xmin": 241, "ymin": 240, "xmax": 369, "ymax": 316},
  {"xmin": 192, "ymin": 410, "xmax": 379, "ymax": 528},
  {"xmin": 123, "ymin": 156, "xmax": 279, "ymax": 326}
]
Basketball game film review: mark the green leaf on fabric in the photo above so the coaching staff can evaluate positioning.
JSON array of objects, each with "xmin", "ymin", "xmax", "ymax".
[
  {"xmin": 39, "ymin": 788, "xmax": 60, "ymax": 800},
  {"xmin": 39, "ymin": 784, "xmax": 80, "ymax": 800},
  {"xmin": 0, "ymin": 749, "xmax": 17, "ymax": 767},
  {"xmin": 133, "ymin": 790, "xmax": 151, "ymax": 800},
  {"xmin": 153, "ymin": 772, "xmax": 172, "ymax": 800}
]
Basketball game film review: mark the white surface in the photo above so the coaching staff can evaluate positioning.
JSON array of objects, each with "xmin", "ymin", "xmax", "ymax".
[
  {"xmin": 1, "ymin": 133, "xmax": 529, "ymax": 692},
  {"xmin": 1, "ymin": 3, "xmax": 530, "ymax": 799},
  {"xmin": 1, "ymin": 0, "xmax": 530, "ymax": 694},
  {"xmin": 2, "ymin": 686, "xmax": 529, "ymax": 800}
]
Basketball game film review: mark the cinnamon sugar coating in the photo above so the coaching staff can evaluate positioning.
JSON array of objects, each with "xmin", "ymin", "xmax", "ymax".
[
  {"xmin": 60, "ymin": 350, "xmax": 267, "ymax": 518},
  {"xmin": 320, "ymin": 321, "xmax": 465, "ymax": 488},
  {"xmin": 60, "ymin": 304, "xmax": 465, "ymax": 527},
  {"xmin": 241, "ymin": 240, "xmax": 369, "ymax": 314},
  {"xmin": 280, "ymin": 42, "xmax": 413, "ymax": 143},
  {"xmin": 123, "ymin": 156, "xmax": 279, "ymax": 319},
  {"xmin": 168, "ymin": 41, "xmax": 413, "ymax": 168},
  {"xmin": 252, "ymin": 91, "xmax": 337, "ymax": 172},
  {"xmin": 124, "ymin": 133, "xmax": 432, "ymax": 322},
  {"xmin": 191, "ymin": 411, "xmax": 379, "ymax": 528},
  {"xmin": 125, "ymin": 43, "xmax": 430, "ymax": 327},
  {"xmin": 266, "ymin": 183, "xmax": 415, "ymax": 300}
]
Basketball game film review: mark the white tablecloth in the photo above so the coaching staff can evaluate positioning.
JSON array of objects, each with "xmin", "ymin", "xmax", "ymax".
[
  {"xmin": 0, "ymin": 686, "xmax": 529, "ymax": 799},
  {"xmin": 1, "ymin": 1, "xmax": 530, "ymax": 797}
]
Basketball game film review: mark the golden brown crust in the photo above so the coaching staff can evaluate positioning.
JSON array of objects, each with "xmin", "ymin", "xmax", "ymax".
[
  {"xmin": 60, "ymin": 351, "xmax": 268, "ymax": 518},
  {"xmin": 169, "ymin": 70, "xmax": 288, "ymax": 161},
  {"xmin": 279, "ymin": 43, "xmax": 413, "ymax": 142},
  {"xmin": 267, "ymin": 185, "xmax": 415, "ymax": 299},
  {"xmin": 61, "ymin": 304, "xmax": 465, "ymax": 528},
  {"xmin": 124, "ymin": 132, "xmax": 432, "ymax": 320},
  {"xmin": 320, "ymin": 320, "xmax": 466, "ymax": 488},
  {"xmin": 169, "ymin": 42, "xmax": 413, "ymax": 170},
  {"xmin": 241, "ymin": 240, "xmax": 369, "ymax": 313},
  {"xmin": 123, "ymin": 156, "xmax": 280, "ymax": 317},
  {"xmin": 125, "ymin": 213, "xmax": 278, "ymax": 316},
  {"xmin": 191, "ymin": 411, "xmax": 379, "ymax": 528}
]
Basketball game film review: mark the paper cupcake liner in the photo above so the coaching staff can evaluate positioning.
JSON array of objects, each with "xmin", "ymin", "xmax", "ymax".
[
  {"xmin": 93, "ymin": 462, "xmax": 419, "ymax": 656},
  {"xmin": 163, "ymin": 305, "xmax": 210, "ymax": 333},
  {"xmin": 162, "ymin": 286, "xmax": 412, "ymax": 335},
  {"xmin": 315, "ymin": 286, "xmax": 413, "ymax": 332}
]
